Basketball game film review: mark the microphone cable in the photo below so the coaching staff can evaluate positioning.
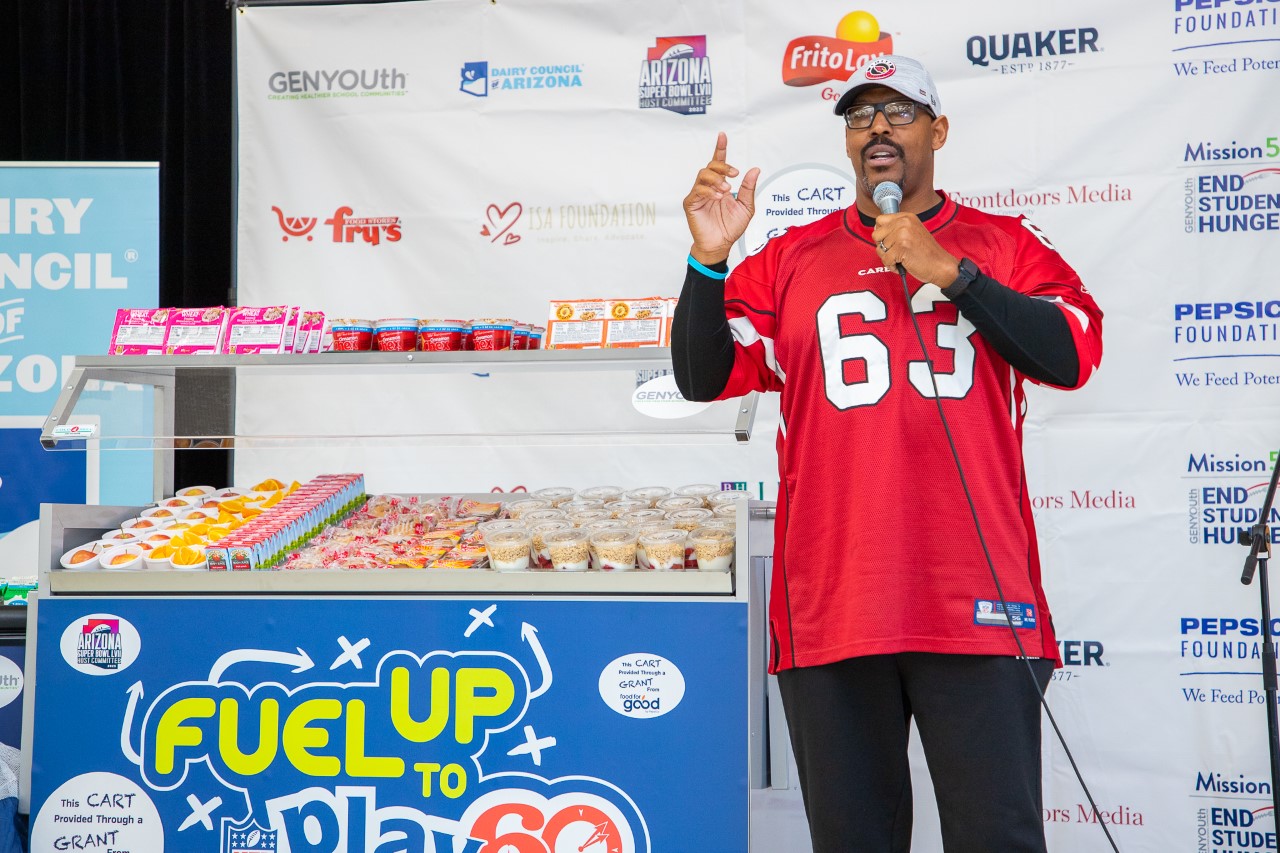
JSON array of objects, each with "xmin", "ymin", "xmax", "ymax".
[{"xmin": 895, "ymin": 263, "xmax": 1121, "ymax": 853}]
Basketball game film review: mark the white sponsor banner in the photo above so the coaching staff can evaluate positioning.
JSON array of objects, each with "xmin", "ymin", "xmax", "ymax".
[{"xmin": 237, "ymin": 2, "xmax": 1280, "ymax": 849}]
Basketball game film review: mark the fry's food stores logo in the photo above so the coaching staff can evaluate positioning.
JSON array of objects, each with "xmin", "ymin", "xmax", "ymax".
[
  {"xmin": 639, "ymin": 36, "xmax": 713, "ymax": 115},
  {"xmin": 783, "ymin": 10, "xmax": 893, "ymax": 96},
  {"xmin": 270, "ymin": 205, "xmax": 402, "ymax": 245}
]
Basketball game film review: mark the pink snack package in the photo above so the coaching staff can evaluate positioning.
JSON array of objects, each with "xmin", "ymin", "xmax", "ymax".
[
  {"xmin": 298, "ymin": 310, "xmax": 326, "ymax": 354},
  {"xmin": 282, "ymin": 307, "xmax": 302, "ymax": 354},
  {"xmin": 109, "ymin": 308, "xmax": 170, "ymax": 355},
  {"xmin": 223, "ymin": 306, "xmax": 291, "ymax": 354},
  {"xmin": 165, "ymin": 307, "xmax": 229, "ymax": 355}
]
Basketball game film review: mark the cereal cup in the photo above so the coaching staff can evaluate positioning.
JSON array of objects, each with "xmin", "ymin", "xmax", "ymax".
[
  {"xmin": 690, "ymin": 526, "xmax": 735, "ymax": 573},
  {"xmin": 529, "ymin": 521, "xmax": 573, "ymax": 569},
  {"xmin": 486, "ymin": 530, "xmax": 532, "ymax": 572},
  {"xmin": 589, "ymin": 530, "xmax": 637, "ymax": 573},
  {"xmin": 330, "ymin": 319, "xmax": 375, "ymax": 351},
  {"xmin": 418, "ymin": 319, "xmax": 466, "ymax": 352},
  {"xmin": 375, "ymin": 318, "xmax": 420, "ymax": 352},
  {"xmin": 544, "ymin": 530, "xmax": 591, "ymax": 572},
  {"xmin": 638, "ymin": 529, "xmax": 688, "ymax": 573}
]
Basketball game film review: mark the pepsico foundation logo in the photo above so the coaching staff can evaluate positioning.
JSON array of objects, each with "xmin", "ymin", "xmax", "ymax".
[{"xmin": 782, "ymin": 10, "xmax": 894, "ymax": 90}]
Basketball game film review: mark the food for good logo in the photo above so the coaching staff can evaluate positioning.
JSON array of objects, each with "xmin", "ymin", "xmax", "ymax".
[
  {"xmin": 458, "ymin": 60, "xmax": 584, "ymax": 97},
  {"xmin": 1172, "ymin": 0, "xmax": 1280, "ymax": 72},
  {"xmin": 1183, "ymin": 449, "xmax": 1278, "ymax": 545},
  {"xmin": 639, "ymin": 36, "xmax": 712, "ymax": 115},
  {"xmin": 782, "ymin": 10, "xmax": 893, "ymax": 96},
  {"xmin": 965, "ymin": 27, "xmax": 1100, "ymax": 74},
  {"xmin": 267, "ymin": 68, "xmax": 407, "ymax": 101},
  {"xmin": 270, "ymin": 205, "xmax": 402, "ymax": 246}
]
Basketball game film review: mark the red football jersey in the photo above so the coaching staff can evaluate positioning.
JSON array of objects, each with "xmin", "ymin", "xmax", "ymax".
[{"xmin": 718, "ymin": 192, "xmax": 1103, "ymax": 672}]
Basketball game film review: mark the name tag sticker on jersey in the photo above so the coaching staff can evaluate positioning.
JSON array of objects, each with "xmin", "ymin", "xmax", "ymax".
[{"xmin": 973, "ymin": 599, "xmax": 1037, "ymax": 629}]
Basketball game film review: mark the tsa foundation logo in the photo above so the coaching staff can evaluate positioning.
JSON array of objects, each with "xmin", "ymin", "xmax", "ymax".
[
  {"xmin": 459, "ymin": 60, "xmax": 584, "ymax": 96},
  {"xmin": 783, "ymin": 10, "xmax": 893, "ymax": 93},
  {"xmin": 639, "ymin": 36, "xmax": 713, "ymax": 115}
]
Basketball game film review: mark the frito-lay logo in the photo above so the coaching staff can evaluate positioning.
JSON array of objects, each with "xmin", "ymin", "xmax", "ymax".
[{"xmin": 783, "ymin": 10, "xmax": 894, "ymax": 87}]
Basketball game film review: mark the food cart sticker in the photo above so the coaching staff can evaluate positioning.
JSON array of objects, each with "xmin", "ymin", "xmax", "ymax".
[
  {"xmin": 0, "ymin": 657, "xmax": 22, "ymax": 709},
  {"xmin": 31, "ymin": 772, "xmax": 164, "ymax": 852},
  {"xmin": 59, "ymin": 613, "xmax": 142, "ymax": 675},
  {"xmin": 599, "ymin": 653, "xmax": 686, "ymax": 718},
  {"xmin": 52, "ymin": 424, "xmax": 97, "ymax": 438},
  {"xmin": 631, "ymin": 374, "xmax": 712, "ymax": 420}
]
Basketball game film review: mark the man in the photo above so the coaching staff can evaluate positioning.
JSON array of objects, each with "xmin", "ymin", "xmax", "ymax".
[{"xmin": 671, "ymin": 55, "xmax": 1103, "ymax": 852}]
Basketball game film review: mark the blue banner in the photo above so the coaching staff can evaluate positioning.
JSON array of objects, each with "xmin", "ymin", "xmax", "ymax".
[
  {"xmin": 30, "ymin": 597, "xmax": 748, "ymax": 852},
  {"xmin": 0, "ymin": 164, "xmax": 159, "ymax": 538}
]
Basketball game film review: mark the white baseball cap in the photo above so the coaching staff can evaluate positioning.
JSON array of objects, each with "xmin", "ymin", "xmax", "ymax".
[{"xmin": 832, "ymin": 55, "xmax": 942, "ymax": 118}]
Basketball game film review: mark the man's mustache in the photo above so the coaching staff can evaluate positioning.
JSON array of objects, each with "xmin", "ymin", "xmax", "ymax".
[{"xmin": 861, "ymin": 136, "xmax": 906, "ymax": 160}]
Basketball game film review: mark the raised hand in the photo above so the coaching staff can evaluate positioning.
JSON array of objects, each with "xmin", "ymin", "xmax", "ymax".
[{"xmin": 682, "ymin": 132, "xmax": 760, "ymax": 266}]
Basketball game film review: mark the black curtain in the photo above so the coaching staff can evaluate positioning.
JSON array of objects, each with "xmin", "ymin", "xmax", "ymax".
[{"xmin": 1, "ymin": 0, "xmax": 235, "ymax": 488}]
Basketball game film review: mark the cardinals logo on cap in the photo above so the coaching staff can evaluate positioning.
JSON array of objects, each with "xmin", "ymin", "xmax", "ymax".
[{"xmin": 865, "ymin": 59, "xmax": 896, "ymax": 80}]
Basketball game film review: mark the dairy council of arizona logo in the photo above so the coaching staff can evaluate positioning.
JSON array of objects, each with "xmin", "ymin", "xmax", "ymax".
[{"xmin": 638, "ymin": 36, "xmax": 713, "ymax": 115}]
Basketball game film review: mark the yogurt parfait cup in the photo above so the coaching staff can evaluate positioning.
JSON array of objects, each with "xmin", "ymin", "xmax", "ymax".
[
  {"xmin": 589, "ymin": 529, "xmax": 637, "ymax": 573},
  {"xmin": 638, "ymin": 529, "xmax": 688, "ymax": 573},
  {"xmin": 602, "ymin": 499, "xmax": 650, "ymax": 518},
  {"xmin": 486, "ymin": 530, "xmax": 532, "ymax": 572},
  {"xmin": 655, "ymin": 496, "xmax": 704, "ymax": 513},
  {"xmin": 674, "ymin": 483, "xmax": 719, "ymax": 506},
  {"xmin": 567, "ymin": 510, "xmax": 610, "ymax": 527},
  {"xmin": 633, "ymin": 522, "xmax": 675, "ymax": 571},
  {"xmin": 529, "ymin": 521, "xmax": 573, "ymax": 569},
  {"xmin": 532, "ymin": 487, "xmax": 576, "ymax": 507},
  {"xmin": 544, "ymin": 530, "xmax": 591, "ymax": 572},
  {"xmin": 560, "ymin": 499, "xmax": 605, "ymax": 514},
  {"xmin": 625, "ymin": 486, "xmax": 672, "ymax": 507},
  {"xmin": 578, "ymin": 486, "xmax": 624, "ymax": 504},
  {"xmin": 690, "ymin": 526, "xmax": 736, "ymax": 573},
  {"xmin": 505, "ymin": 498, "xmax": 552, "ymax": 519},
  {"xmin": 707, "ymin": 489, "xmax": 749, "ymax": 508}
]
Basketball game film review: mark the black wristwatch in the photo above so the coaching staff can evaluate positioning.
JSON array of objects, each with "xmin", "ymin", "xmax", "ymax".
[{"xmin": 942, "ymin": 257, "xmax": 980, "ymax": 298}]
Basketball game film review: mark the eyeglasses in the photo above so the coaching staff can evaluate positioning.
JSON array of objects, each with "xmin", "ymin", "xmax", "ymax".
[{"xmin": 843, "ymin": 100, "xmax": 934, "ymax": 130}]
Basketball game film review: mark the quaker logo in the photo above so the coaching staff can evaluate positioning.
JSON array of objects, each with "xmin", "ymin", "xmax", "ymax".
[
  {"xmin": 1172, "ymin": 297, "xmax": 1280, "ymax": 384},
  {"xmin": 222, "ymin": 819, "xmax": 277, "ymax": 853},
  {"xmin": 459, "ymin": 60, "xmax": 585, "ymax": 96},
  {"xmin": 782, "ymin": 10, "xmax": 894, "ymax": 93},
  {"xmin": 1056, "ymin": 639, "xmax": 1107, "ymax": 667},
  {"xmin": 1184, "ymin": 169, "xmax": 1280, "ymax": 234},
  {"xmin": 965, "ymin": 28, "xmax": 1100, "ymax": 73},
  {"xmin": 639, "ymin": 36, "xmax": 713, "ymax": 115},
  {"xmin": 267, "ymin": 68, "xmax": 407, "ymax": 101},
  {"xmin": 1173, "ymin": 0, "xmax": 1280, "ymax": 60}
]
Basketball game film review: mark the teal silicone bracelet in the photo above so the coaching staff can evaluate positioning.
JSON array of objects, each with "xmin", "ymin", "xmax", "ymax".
[{"xmin": 687, "ymin": 255, "xmax": 728, "ymax": 280}]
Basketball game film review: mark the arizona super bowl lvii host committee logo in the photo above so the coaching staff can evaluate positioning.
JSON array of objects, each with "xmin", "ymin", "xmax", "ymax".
[
  {"xmin": 638, "ymin": 36, "xmax": 713, "ymax": 115},
  {"xmin": 783, "ymin": 10, "xmax": 893, "ymax": 89}
]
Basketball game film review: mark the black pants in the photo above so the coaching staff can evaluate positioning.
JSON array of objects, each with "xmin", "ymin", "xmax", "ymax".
[{"xmin": 776, "ymin": 653, "xmax": 1054, "ymax": 853}]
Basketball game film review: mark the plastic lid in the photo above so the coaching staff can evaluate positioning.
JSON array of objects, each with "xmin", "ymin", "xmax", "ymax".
[
  {"xmin": 590, "ymin": 529, "xmax": 638, "ymax": 546},
  {"xmin": 666, "ymin": 508, "xmax": 714, "ymax": 522},
  {"xmin": 567, "ymin": 510, "xmax": 610, "ymax": 525},
  {"xmin": 478, "ymin": 520, "xmax": 528, "ymax": 536},
  {"xmin": 675, "ymin": 483, "xmax": 718, "ymax": 500},
  {"xmin": 690, "ymin": 526, "xmax": 735, "ymax": 543},
  {"xmin": 578, "ymin": 486, "xmax": 624, "ymax": 502},
  {"xmin": 560, "ymin": 499, "xmax": 605, "ymax": 512},
  {"xmin": 580, "ymin": 519, "xmax": 632, "ymax": 532},
  {"xmin": 655, "ymin": 496, "xmax": 703, "ymax": 512},
  {"xmin": 506, "ymin": 498, "xmax": 551, "ymax": 516},
  {"xmin": 533, "ymin": 487, "xmax": 576, "ymax": 502},
  {"xmin": 625, "ymin": 486, "xmax": 672, "ymax": 503},
  {"xmin": 528, "ymin": 520, "xmax": 573, "ymax": 534},
  {"xmin": 485, "ymin": 530, "xmax": 532, "ymax": 547},
  {"xmin": 521, "ymin": 509, "xmax": 569, "ymax": 523},
  {"xmin": 638, "ymin": 528, "xmax": 688, "ymax": 545},
  {"xmin": 543, "ymin": 529, "xmax": 589, "ymax": 546},
  {"xmin": 707, "ymin": 489, "xmax": 749, "ymax": 506},
  {"xmin": 620, "ymin": 509, "xmax": 666, "ymax": 523}
]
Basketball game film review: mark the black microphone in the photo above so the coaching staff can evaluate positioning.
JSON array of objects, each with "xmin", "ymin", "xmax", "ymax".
[{"xmin": 872, "ymin": 181, "xmax": 904, "ymax": 275}]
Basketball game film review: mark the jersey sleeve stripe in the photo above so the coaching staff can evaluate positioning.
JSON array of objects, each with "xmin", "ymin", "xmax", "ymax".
[
  {"xmin": 725, "ymin": 298, "xmax": 776, "ymax": 318},
  {"xmin": 728, "ymin": 316, "xmax": 787, "ymax": 384}
]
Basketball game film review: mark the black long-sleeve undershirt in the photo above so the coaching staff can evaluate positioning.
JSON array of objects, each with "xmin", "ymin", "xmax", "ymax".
[{"xmin": 672, "ymin": 259, "xmax": 1080, "ymax": 403}]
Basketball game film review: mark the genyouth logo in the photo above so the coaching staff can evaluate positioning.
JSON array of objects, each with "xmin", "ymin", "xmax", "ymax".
[
  {"xmin": 1181, "ymin": 450, "xmax": 1278, "ymax": 546},
  {"xmin": 639, "ymin": 36, "xmax": 713, "ymax": 115},
  {"xmin": 783, "ymin": 10, "xmax": 893, "ymax": 90},
  {"xmin": 965, "ymin": 28, "xmax": 1100, "ymax": 72},
  {"xmin": 459, "ymin": 60, "xmax": 584, "ymax": 96},
  {"xmin": 267, "ymin": 68, "xmax": 407, "ymax": 100}
]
